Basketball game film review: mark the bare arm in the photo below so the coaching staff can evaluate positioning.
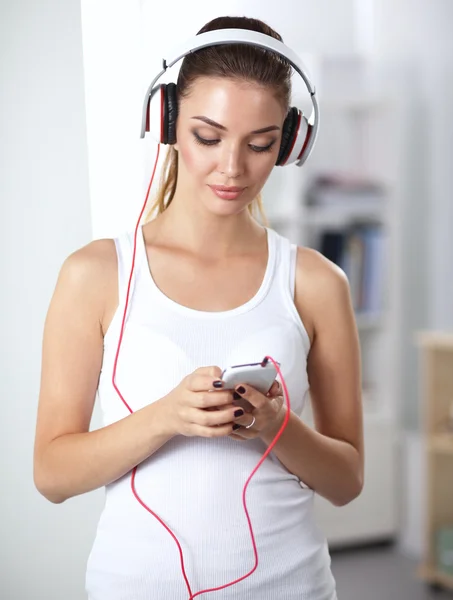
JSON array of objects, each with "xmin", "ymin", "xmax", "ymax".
[
  {"xmin": 261, "ymin": 248, "xmax": 364, "ymax": 507},
  {"xmin": 33, "ymin": 240, "xmax": 175, "ymax": 503}
]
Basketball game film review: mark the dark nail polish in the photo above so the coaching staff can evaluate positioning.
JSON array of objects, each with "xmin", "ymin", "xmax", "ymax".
[
  {"xmin": 233, "ymin": 391, "xmax": 241, "ymax": 400},
  {"xmin": 233, "ymin": 424, "xmax": 241, "ymax": 431},
  {"xmin": 213, "ymin": 380, "xmax": 223, "ymax": 388},
  {"xmin": 236, "ymin": 386, "xmax": 246, "ymax": 394},
  {"xmin": 234, "ymin": 409, "xmax": 244, "ymax": 418}
]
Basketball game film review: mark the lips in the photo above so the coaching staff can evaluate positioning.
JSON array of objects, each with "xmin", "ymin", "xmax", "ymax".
[
  {"xmin": 209, "ymin": 185, "xmax": 245, "ymax": 192},
  {"xmin": 208, "ymin": 184, "xmax": 246, "ymax": 200}
]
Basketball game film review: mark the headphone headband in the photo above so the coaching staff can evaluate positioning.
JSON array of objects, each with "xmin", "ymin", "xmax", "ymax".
[{"xmin": 140, "ymin": 28, "xmax": 320, "ymax": 166}]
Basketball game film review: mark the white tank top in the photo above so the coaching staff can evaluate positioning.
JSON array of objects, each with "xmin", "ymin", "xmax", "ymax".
[{"xmin": 85, "ymin": 225, "xmax": 337, "ymax": 600}]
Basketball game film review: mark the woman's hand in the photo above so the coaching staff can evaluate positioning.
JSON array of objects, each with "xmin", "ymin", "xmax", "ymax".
[
  {"xmin": 228, "ymin": 380, "xmax": 286, "ymax": 442},
  {"xmin": 161, "ymin": 366, "xmax": 240, "ymax": 438}
]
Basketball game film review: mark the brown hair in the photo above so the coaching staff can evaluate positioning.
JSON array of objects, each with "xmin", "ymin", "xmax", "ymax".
[{"xmin": 145, "ymin": 16, "xmax": 292, "ymax": 223}]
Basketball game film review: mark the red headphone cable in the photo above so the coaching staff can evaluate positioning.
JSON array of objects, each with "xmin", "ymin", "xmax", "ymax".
[{"xmin": 111, "ymin": 144, "xmax": 292, "ymax": 598}]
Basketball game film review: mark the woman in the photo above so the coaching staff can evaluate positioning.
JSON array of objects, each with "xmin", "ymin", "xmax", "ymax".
[{"xmin": 34, "ymin": 15, "xmax": 363, "ymax": 600}]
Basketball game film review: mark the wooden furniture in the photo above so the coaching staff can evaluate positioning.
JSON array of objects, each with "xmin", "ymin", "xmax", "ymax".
[{"xmin": 416, "ymin": 332, "xmax": 453, "ymax": 591}]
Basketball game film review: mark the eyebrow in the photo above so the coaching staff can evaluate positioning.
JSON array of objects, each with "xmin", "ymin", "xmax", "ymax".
[{"xmin": 191, "ymin": 116, "xmax": 280, "ymax": 134}]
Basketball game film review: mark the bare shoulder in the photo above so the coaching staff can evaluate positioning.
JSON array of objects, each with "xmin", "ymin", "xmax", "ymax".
[
  {"xmin": 61, "ymin": 238, "xmax": 116, "ymax": 280},
  {"xmin": 294, "ymin": 246, "xmax": 352, "ymax": 345},
  {"xmin": 55, "ymin": 238, "xmax": 118, "ymax": 333}
]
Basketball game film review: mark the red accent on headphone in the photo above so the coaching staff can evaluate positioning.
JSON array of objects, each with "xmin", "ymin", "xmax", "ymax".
[
  {"xmin": 160, "ymin": 86, "xmax": 165, "ymax": 144},
  {"xmin": 145, "ymin": 98, "xmax": 150, "ymax": 133},
  {"xmin": 281, "ymin": 111, "xmax": 302, "ymax": 166},
  {"xmin": 297, "ymin": 123, "xmax": 312, "ymax": 161},
  {"xmin": 112, "ymin": 145, "xmax": 291, "ymax": 598}
]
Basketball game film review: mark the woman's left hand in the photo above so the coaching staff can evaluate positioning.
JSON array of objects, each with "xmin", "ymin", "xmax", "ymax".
[{"xmin": 228, "ymin": 380, "xmax": 286, "ymax": 441}]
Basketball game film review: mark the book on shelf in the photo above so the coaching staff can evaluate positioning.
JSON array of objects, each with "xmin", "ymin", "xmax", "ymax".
[
  {"xmin": 319, "ymin": 224, "xmax": 386, "ymax": 315},
  {"xmin": 305, "ymin": 173, "xmax": 385, "ymax": 211}
]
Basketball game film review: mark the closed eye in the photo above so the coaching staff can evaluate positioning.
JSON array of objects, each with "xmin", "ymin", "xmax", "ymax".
[
  {"xmin": 193, "ymin": 132, "xmax": 276, "ymax": 154},
  {"xmin": 249, "ymin": 142, "xmax": 276, "ymax": 153}
]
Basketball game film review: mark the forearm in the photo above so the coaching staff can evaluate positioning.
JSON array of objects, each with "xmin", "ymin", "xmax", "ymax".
[
  {"xmin": 261, "ymin": 408, "xmax": 363, "ymax": 506},
  {"xmin": 35, "ymin": 398, "xmax": 173, "ymax": 504}
]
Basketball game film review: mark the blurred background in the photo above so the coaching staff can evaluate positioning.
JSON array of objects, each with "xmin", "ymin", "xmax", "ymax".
[{"xmin": 2, "ymin": 1, "xmax": 453, "ymax": 598}]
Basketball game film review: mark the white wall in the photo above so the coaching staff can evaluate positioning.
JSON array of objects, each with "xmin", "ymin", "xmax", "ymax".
[
  {"xmin": 373, "ymin": 0, "xmax": 453, "ymax": 429},
  {"xmin": 0, "ymin": 2, "xmax": 102, "ymax": 599},
  {"xmin": 380, "ymin": 0, "xmax": 453, "ymax": 332}
]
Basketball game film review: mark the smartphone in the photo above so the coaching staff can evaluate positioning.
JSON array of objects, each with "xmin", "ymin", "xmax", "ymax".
[{"xmin": 221, "ymin": 359, "xmax": 280, "ymax": 412}]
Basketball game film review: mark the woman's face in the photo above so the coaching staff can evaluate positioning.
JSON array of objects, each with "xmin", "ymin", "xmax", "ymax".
[{"xmin": 174, "ymin": 76, "xmax": 286, "ymax": 217}]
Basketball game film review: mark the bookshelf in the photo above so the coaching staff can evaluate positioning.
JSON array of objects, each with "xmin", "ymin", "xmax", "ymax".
[
  {"xmin": 262, "ymin": 54, "xmax": 403, "ymax": 547},
  {"xmin": 415, "ymin": 332, "xmax": 453, "ymax": 592}
]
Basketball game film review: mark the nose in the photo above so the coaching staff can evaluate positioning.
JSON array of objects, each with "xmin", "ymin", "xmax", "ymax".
[{"xmin": 218, "ymin": 143, "xmax": 244, "ymax": 179}]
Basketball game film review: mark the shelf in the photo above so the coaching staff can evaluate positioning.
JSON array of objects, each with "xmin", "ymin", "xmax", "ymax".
[
  {"xmin": 303, "ymin": 203, "xmax": 385, "ymax": 228},
  {"xmin": 427, "ymin": 433, "xmax": 453, "ymax": 455},
  {"xmin": 417, "ymin": 334, "xmax": 453, "ymax": 581},
  {"xmin": 418, "ymin": 564, "xmax": 453, "ymax": 590},
  {"xmin": 269, "ymin": 204, "xmax": 386, "ymax": 230},
  {"xmin": 415, "ymin": 331, "xmax": 453, "ymax": 350}
]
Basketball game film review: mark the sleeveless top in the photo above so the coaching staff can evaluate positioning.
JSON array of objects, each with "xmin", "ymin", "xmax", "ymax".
[{"xmin": 85, "ymin": 225, "xmax": 337, "ymax": 600}]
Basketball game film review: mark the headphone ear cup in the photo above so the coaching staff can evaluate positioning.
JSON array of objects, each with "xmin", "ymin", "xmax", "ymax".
[
  {"xmin": 166, "ymin": 83, "xmax": 178, "ymax": 145},
  {"xmin": 276, "ymin": 107, "xmax": 312, "ymax": 167},
  {"xmin": 145, "ymin": 83, "xmax": 177, "ymax": 144},
  {"xmin": 276, "ymin": 107, "xmax": 299, "ymax": 166}
]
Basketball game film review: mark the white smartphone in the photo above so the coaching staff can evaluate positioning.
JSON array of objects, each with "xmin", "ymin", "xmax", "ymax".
[{"xmin": 221, "ymin": 359, "xmax": 280, "ymax": 412}]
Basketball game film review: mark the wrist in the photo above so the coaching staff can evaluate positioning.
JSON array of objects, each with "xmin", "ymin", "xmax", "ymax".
[
  {"xmin": 260, "ymin": 404, "xmax": 288, "ymax": 445},
  {"xmin": 146, "ymin": 397, "xmax": 177, "ymax": 441}
]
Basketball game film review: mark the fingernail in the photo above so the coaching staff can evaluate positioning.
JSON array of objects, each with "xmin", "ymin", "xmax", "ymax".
[
  {"xmin": 232, "ymin": 424, "xmax": 241, "ymax": 431},
  {"xmin": 213, "ymin": 380, "xmax": 223, "ymax": 388},
  {"xmin": 236, "ymin": 385, "xmax": 246, "ymax": 394},
  {"xmin": 234, "ymin": 409, "xmax": 244, "ymax": 417},
  {"xmin": 233, "ymin": 391, "xmax": 241, "ymax": 400}
]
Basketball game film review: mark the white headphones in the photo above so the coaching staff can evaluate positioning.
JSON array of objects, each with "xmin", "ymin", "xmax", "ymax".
[{"xmin": 140, "ymin": 28, "xmax": 319, "ymax": 167}]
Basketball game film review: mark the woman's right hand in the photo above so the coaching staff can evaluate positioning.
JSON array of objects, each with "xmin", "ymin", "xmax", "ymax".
[{"xmin": 161, "ymin": 366, "xmax": 241, "ymax": 438}]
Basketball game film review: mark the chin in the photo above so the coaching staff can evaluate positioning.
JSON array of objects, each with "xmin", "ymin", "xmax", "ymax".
[
  {"xmin": 202, "ymin": 186, "xmax": 255, "ymax": 217},
  {"xmin": 204, "ymin": 195, "xmax": 252, "ymax": 218}
]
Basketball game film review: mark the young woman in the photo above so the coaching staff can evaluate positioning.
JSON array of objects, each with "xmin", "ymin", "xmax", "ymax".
[{"xmin": 34, "ymin": 15, "xmax": 363, "ymax": 600}]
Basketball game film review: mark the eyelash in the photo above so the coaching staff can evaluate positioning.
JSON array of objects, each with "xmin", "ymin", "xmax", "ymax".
[{"xmin": 193, "ymin": 132, "xmax": 275, "ymax": 154}]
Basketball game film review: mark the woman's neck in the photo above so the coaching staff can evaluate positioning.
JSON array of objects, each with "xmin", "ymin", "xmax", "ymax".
[{"xmin": 147, "ymin": 197, "xmax": 266, "ymax": 259}]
